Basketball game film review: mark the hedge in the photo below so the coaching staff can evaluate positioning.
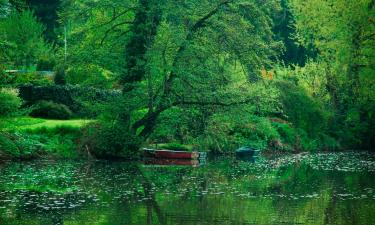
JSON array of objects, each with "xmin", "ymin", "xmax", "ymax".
[{"xmin": 18, "ymin": 84, "xmax": 121, "ymax": 118}]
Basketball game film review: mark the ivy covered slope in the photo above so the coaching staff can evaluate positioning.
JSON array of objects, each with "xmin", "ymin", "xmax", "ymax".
[{"xmin": 1, "ymin": 0, "xmax": 375, "ymax": 159}]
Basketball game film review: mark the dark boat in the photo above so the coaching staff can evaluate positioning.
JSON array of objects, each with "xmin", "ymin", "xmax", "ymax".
[
  {"xmin": 235, "ymin": 146, "xmax": 260, "ymax": 157},
  {"xmin": 143, "ymin": 148, "xmax": 201, "ymax": 159}
]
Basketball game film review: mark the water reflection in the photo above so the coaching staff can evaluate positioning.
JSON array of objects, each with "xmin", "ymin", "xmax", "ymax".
[{"xmin": 0, "ymin": 152, "xmax": 375, "ymax": 225}]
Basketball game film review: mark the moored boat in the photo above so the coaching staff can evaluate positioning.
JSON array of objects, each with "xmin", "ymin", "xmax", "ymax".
[
  {"xmin": 143, "ymin": 148, "xmax": 200, "ymax": 159},
  {"xmin": 235, "ymin": 146, "xmax": 260, "ymax": 157}
]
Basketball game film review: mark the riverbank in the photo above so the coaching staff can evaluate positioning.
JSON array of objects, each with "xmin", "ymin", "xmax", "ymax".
[
  {"xmin": 0, "ymin": 117, "xmax": 93, "ymax": 160},
  {"xmin": 0, "ymin": 117, "xmax": 362, "ymax": 161}
]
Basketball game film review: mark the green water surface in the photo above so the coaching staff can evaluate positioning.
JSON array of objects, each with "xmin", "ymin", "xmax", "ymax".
[{"xmin": 0, "ymin": 152, "xmax": 374, "ymax": 225}]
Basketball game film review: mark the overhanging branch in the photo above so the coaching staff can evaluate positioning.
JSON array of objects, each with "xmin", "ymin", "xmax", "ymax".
[{"xmin": 173, "ymin": 98, "xmax": 254, "ymax": 107}]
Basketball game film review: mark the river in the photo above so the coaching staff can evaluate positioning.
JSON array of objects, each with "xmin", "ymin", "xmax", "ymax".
[{"xmin": 0, "ymin": 152, "xmax": 374, "ymax": 224}]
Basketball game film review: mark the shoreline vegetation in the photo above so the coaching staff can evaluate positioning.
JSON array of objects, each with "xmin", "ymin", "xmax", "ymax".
[
  {"xmin": 1, "ymin": 0, "xmax": 375, "ymax": 161},
  {"xmin": 0, "ymin": 115, "xmax": 362, "ymax": 161}
]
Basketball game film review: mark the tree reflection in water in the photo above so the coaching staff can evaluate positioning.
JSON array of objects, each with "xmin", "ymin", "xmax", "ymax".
[{"xmin": 0, "ymin": 152, "xmax": 374, "ymax": 225}]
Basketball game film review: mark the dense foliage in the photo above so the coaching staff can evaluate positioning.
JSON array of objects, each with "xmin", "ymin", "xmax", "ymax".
[
  {"xmin": 0, "ymin": 88, "xmax": 21, "ymax": 117},
  {"xmin": 0, "ymin": 9, "xmax": 51, "ymax": 68},
  {"xmin": 30, "ymin": 100, "xmax": 72, "ymax": 120},
  {"xmin": 1, "ymin": 0, "xmax": 375, "ymax": 159},
  {"xmin": 18, "ymin": 84, "xmax": 121, "ymax": 117}
]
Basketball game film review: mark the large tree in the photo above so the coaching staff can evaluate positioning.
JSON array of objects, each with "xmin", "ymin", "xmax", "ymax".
[
  {"xmin": 121, "ymin": 0, "xmax": 282, "ymax": 139},
  {"xmin": 60, "ymin": 0, "xmax": 282, "ymax": 145}
]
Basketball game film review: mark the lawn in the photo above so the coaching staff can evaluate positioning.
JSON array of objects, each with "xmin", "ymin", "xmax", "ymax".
[{"xmin": 1, "ymin": 117, "xmax": 94, "ymax": 131}]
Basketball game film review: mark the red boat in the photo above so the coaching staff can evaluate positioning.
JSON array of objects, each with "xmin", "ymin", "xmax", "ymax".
[{"xmin": 143, "ymin": 148, "xmax": 200, "ymax": 159}]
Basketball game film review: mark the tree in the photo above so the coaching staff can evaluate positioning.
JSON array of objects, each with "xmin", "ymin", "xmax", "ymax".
[
  {"xmin": 272, "ymin": 0, "xmax": 313, "ymax": 65},
  {"xmin": 0, "ymin": 10, "xmax": 51, "ymax": 68},
  {"xmin": 119, "ymin": 0, "xmax": 282, "ymax": 140},
  {"xmin": 26, "ymin": 0, "xmax": 61, "ymax": 42},
  {"xmin": 121, "ymin": 0, "xmax": 162, "ymax": 91},
  {"xmin": 289, "ymin": 0, "xmax": 375, "ymax": 148},
  {"xmin": 59, "ymin": 0, "xmax": 283, "ymax": 152},
  {"xmin": 58, "ymin": 0, "xmax": 136, "ymax": 81}
]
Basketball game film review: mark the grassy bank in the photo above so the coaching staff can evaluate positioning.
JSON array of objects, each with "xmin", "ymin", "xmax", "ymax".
[
  {"xmin": 1, "ymin": 117, "xmax": 92, "ymax": 131},
  {"xmin": 0, "ymin": 117, "xmax": 94, "ymax": 160}
]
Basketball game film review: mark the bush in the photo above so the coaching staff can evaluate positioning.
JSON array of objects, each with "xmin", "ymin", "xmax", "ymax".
[
  {"xmin": 0, "ymin": 71, "xmax": 51, "ymax": 85},
  {"xmin": 18, "ymin": 84, "xmax": 121, "ymax": 118},
  {"xmin": 78, "ymin": 122, "xmax": 142, "ymax": 159},
  {"xmin": 30, "ymin": 101, "xmax": 72, "ymax": 120},
  {"xmin": 0, "ymin": 131, "xmax": 79, "ymax": 159},
  {"xmin": 149, "ymin": 107, "xmax": 206, "ymax": 144},
  {"xmin": 65, "ymin": 64, "xmax": 113, "ymax": 89},
  {"xmin": 0, "ymin": 133, "xmax": 20, "ymax": 158},
  {"xmin": 198, "ymin": 112, "xmax": 281, "ymax": 153},
  {"xmin": 37, "ymin": 57, "xmax": 55, "ymax": 71},
  {"xmin": 0, "ymin": 88, "xmax": 22, "ymax": 117},
  {"xmin": 276, "ymin": 81, "xmax": 330, "ymax": 137},
  {"xmin": 54, "ymin": 67, "xmax": 66, "ymax": 85}
]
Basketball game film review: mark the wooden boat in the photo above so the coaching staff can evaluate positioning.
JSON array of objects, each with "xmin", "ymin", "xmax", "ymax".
[
  {"xmin": 235, "ymin": 146, "xmax": 260, "ymax": 157},
  {"xmin": 143, "ymin": 148, "xmax": 200, "ymax": 159}
]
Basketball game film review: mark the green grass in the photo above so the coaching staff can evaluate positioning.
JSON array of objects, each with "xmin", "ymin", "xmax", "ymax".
[
  {"xmin": 0, "ymin": 117, "xmax": 94, "ymax": 159},
  {"xmin": 1, "ymin": 117, "xmax": 94, "ymax": 131}
]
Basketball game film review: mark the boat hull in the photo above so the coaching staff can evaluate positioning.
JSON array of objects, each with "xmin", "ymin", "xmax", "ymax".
[{"xmin": 235, "ymin": 147, "xmax": 260, "ymax": 158}]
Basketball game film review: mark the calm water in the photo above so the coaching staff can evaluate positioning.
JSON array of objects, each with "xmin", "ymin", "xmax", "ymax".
[{"xmin": 0, "ymin": 152, "xmax": 375, "ymax": 225}]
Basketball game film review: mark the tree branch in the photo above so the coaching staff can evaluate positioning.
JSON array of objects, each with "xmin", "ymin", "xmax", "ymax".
[
  {"xmin": 100, "ymin": 21, "xmax": 133, "ymax": 45},
  {"xmin": 163, "ymin": 0, "xmax": 232, "ymax": 95},
  {"xmin": 173, "ymin": 98, "xmax": 254, "ymax": 107},
  {"xmin": 92, "ymin": 8, "xmax": 136, "ymax": 30}
]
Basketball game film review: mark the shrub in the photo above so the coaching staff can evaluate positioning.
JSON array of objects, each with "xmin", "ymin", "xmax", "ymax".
[
  {"xmin": 0, "ymin": 65, "xmax": 9, "ymax": 84},
  {"xmin": 0, "ymin": 132, "xmax": 20, "ymax": 158},
  {"xmin": 0, "ymin": 129, "xmax": 80, "ymax": 159},
  {"xmin": 54, "ymin": 67, "xmax": 66, "ymax": 85},
  {"xmin": 318, "ymin": 133, "xmax": 339, "ymax": 151},
  {"xmin": 12, "ymin": 132, "xmax": 44, "ymax": 157},
  {"xmin": 18, "ymin": 84, "xmax": 121, "ymax": 118},
  {"xmin": 0, "ymin": 88, "xmax": 22, "ymax": 117},
  {"xmin": 14, "ymin": 72, "xmax": 51, "ymax": 85},
  {"xmin": 30, "ymin": 101, "xmax": 72, "ymax": 119},
  {"xmin": 199, "ymin": 112, "xmax": 281, "ymax": 153},
  {"xmin": 78, "ymin": 122, "xmax": 142, "ymax": 159},
  {"xmin": 37, "ymin": 57, "xmax": 55, "ymax": 71},
  {"xmin": 276, "ymin": 81, "xmax": 330, "ymax": 137},
  {"xmin": 0, "ymin": 71, "xmax": 51, "ymax": 85},
  {"xmin": 42, "ymin": 135, "xmax": 78, "ymax": 158},
  {"xmin": 65, "ymin": 64, "xmax": 113, "ymax": 89},
  {"xmin": 149, "ymin": 107, "xmax": 205, "ymax": 144},
  {"xmin": 273, "ymin": 122, "xmax": 296, "ymax": 151},
  {"xmin": 24, "ymin": 125, "xmax": 81, "ymax": 136}
]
